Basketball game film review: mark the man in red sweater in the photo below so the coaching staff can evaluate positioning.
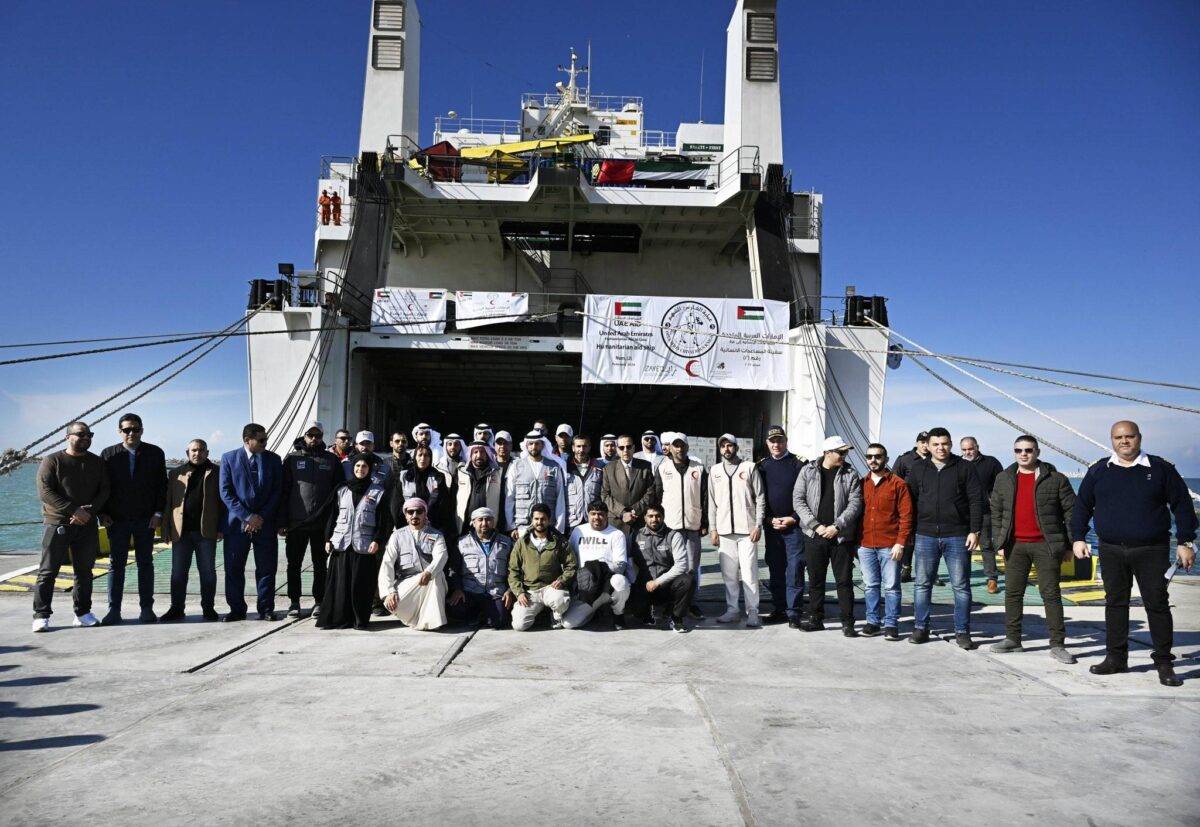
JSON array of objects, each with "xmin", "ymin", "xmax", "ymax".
[
  {"xmin": 856, "ymin": 443, "xmax": 913, "ymax": 640},
  {"xmin": 988, "ymin": 435, "xmax": 1077, "ymax": 663}
]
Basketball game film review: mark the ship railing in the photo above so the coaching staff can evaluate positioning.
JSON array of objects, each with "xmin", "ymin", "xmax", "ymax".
[
  {"xmin": 320, "ymin": 155, "xmax": 356, "ymax": 181},
  {"xmin": 640, "ymin": 130, "xmax": 677, "ymax": 150},
  {"xmin": 433, "ymin": 117, "xmax": 522, "ymax": 143},
  {"xmin": 714, "ymin": 145, "xmax": 761, "ymax": 188},
  {"xmin": 520, "ymin": 92, "xmax": 643, "ymax": 112},
  {"xmin": 315, "ymin": 202, "xmax": 355, "ymax": 228}
]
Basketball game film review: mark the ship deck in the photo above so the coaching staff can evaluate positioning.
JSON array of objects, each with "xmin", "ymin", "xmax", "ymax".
[{"xmin": 1, "ymin": 548, "xmax": 1197, "ymax": 824}]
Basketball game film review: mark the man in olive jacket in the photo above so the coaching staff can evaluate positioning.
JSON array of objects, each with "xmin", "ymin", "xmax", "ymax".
[
  {"xmin": 508, "ymin": 503, "xmax": 577, "ymax": 631},
  {"xmin": 988, "ymin": 435, "xmax": 1076, "ymax": 663}
]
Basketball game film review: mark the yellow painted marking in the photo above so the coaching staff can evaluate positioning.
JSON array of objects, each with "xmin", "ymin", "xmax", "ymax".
[
  {"xmin": 0, "ymin": 583, "xmax": 26, "ymax": 592},
  {"xmin": 9, "ymin": 575, "xmax": 38, "ymax": 585},
  {"xmin": 1064, "ymin": 589, "xmax": 1108, "ymax": 602}
]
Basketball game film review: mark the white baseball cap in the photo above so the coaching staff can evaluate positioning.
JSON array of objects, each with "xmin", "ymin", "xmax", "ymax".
[
  {"xmin": 355, "ymin": 430, "xmax": 375, "ymax": 444},
  {"xmin": 821, "ymin": 435, "xmax": 852, "ymax": 453}
]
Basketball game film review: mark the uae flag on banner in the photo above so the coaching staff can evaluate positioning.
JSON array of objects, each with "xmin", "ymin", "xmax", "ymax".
[
  {"xmin": 615, "ymin": 301, "xmax": 642, "ymax": 317},
  {"xmin": 737, "ymin": 305, "xmax": 765, "ymax": 320}
]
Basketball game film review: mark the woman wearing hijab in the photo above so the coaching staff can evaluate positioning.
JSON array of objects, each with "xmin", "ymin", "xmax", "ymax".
[
  {"xmin": 318, "ymin": 454, "xmax": 391, "ymax": 630},
  {"xmin": 379, "ymin": 497, "xmax": 449, "ymax": 630},
  {"xmin": 394, "ymin": 444, "xmax": 441, "ymax": 524}
]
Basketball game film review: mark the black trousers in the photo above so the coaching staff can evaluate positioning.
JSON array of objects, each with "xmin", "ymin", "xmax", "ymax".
[
  {"xmin": 285, "ymin": 526, "xmax": 328, "ymax": 605},
  {"xmin": 33, "ymin": 524, "xmax": 99, "ymax": 619},
  {"xmin": 448, "ymin": 591, "xmax": 512, "ymax": 629},
  {"xmin": 646, "ymin": 572, "xmax": 694, "ymax": 621},
  {"xmin": 806, "ymin": 535, "xmax": 855, "ymax": 624},
  {"xmin": 1099, "ymin": 542, "xmax": 1174, "ymax": 663}
]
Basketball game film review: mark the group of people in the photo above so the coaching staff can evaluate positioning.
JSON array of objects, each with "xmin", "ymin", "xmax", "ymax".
[
  {"xmin": 31, "ymin": 414, "xmax": 1196, "ymax": 686},
  {"xmin": 317, "ymin": 189, "xmax": 343, "ymax": 226}
]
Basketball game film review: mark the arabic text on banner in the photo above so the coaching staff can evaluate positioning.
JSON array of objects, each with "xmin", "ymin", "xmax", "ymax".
[
  {"xmin": 453, "ymin": 291, "xmax": 530, "ymax": 329},
  {"xmin": 371, "ymin": 287, "xmax": 448, "ymax": 334},
  {"xmin": 581, "ymin": 295, "xmax": 790, "ymax": 390}
]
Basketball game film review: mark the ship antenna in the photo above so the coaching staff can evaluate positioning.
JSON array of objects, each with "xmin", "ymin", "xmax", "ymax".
[
  {"xmin": 586, "ymin": 40, "xmax": 592, "ymax": 105},
  {"xmin": 698, "ymin": 48, "xmax": 705, "ymax": 123}
]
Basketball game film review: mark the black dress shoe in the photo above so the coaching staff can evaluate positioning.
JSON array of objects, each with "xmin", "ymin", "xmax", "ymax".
[
  {"xmin": 799, "ymin": 618, "xmax": 824, "ymax": 632},
  {"xmin": 287, "ymin": 603, "xmax": 301, "ymax": 618},
  {"xmin": 861, "ymin": 623, "xmax": 881, "ymax": 637},
  {"xmin": 201, "ymin": 609, "xmax": 220, "ymax": 622},
  {"xmin": 788, "ymin": 618, "xmax": 802, "ymax": 629},
  {"xmin": 257, "ymin": 611, "xmax": 279, "ymax": 621},
  {"xmin": 139, "ymin": 610, "xmax": 158, "ymax": 624},
  {"xmin": 909, "ymin": 628, "xmax": 930, "ymax": 644},
  {"xmin": 1089, "ymin": 659, "xmax": 1128, "ymax": 675},
  {"xmin": 372, "ymin": 607, "xmax": 390, "ymax": 617},
  {"xmin": 688, "ymin": 605, "xmax": 705, "ymax": 619},
  {"xmin": 221, "ymin": 612, "xmax": 247, "ymax": 623},
  {"xmin": 956, "ymin": 633, "xmax": 974, "ymax": 650},
  {"xmin": 883, "ymin": 627, "xmax": 900, "ymax": 641},
  {"xmin": 100, "ymin": 612, "xmax": 123, "ymax": 626},
  {"xmin": 1156, "ymin": 662, "xmax": 1182, "ymax": 687},
  {"xmin": 158, "ymin": 607, "xmax": 186, "ymax": 622},
  {"xmin": 842, "ymin": 624, "xmax": 859, "ymax": 638},
  {"xmin": 760, "ymin": 612, "xmax": 788, "ymax": 625}
]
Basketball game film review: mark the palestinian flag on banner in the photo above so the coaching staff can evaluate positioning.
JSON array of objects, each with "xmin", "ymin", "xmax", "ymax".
[
  {"xmin": 428, "ymin": 291, "xmax": 444, "ymax": 299},
  {"xmin": 737, "ymin": 305, "xmax": 765, "ymax": 320},
  {"xmin": 614, "ymin": 301, "xmax": 642, "ymax": 317}
]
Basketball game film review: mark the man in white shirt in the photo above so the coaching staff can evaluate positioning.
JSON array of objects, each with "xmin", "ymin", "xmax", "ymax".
[
  {"xmin": 562, "ymin": 501, "xmax": 633, "ymax": 629},
  {"xmin": 708, "ymin": 434, "xmax": 766, "ymax": 627}
]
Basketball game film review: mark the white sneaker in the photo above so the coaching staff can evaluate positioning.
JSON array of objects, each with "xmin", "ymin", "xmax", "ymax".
[
  {"xmin": 73, "ymin": 612, "xmax": 99, "ymax": 628},
  {"xmin": 716, "ymin": 609, "xmax": 740, "ymax": 624},
  {"xmin": 31, "ymin": 617, "xmax": 49, "ymax": 633},
  {"xmin": 745, "ymin": 612, "xmax": 762, "ymax": 628}
]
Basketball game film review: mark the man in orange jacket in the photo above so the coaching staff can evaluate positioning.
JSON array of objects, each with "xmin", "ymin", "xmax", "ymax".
[
  {"xmin": 330, "ymin": 191, "xmax": 343, "ymax": 226},
  {"xmin": 318, "ymin": 190, "xmax": 332, "ymax": 225},
  {"xmin": 857, "ymin": 442, "xmax": 913, "ymax": 639}
]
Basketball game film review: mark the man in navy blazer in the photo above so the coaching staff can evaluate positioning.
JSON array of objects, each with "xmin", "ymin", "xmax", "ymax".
[{"xmin": 219, "ymin": 423, "xmax": 284, "ymax": 621}]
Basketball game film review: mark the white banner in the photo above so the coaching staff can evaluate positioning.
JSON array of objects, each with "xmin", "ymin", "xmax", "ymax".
[
  {"xmin": 453, "ymin": 291, "xmax": 529, "ymax": 329},
  {"xmin": 371, "ymin": 287, "xmax": 448, "ymax": 334},
  {"xmin": 581, "ymin": 295, "xmax": 790, "ymax": 390}
]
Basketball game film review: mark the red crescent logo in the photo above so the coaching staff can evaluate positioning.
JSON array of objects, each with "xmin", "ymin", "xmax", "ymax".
[
  {"xmin": 738, "ymin": 471, "xmax": 746, "ymax": 480},
  {"xmin": 684, "ymin": 359, "xmax": 701, "ymax": 378},
  {"xmin": 691, "ymin": 470, "xmax": 699, "ymax": 479}
]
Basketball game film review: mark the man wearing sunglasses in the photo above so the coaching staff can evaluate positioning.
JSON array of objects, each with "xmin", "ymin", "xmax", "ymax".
[
  {"xmin": 219, "ymin": 423, "xmax": 284, "ymax": 621},
  {"xmin": 32, "ymin": 422, "xmax": 110, "ymax": 632},
  {"xmin": 600, "ymin": 434, "xmax": 656, "ymax": 537},
  {"xmin": 857, "ymin": 444, "xmax": 913, "ymax": 640},
  {"xmin": 98, "ymin": 413, "xmax": 167, "ymax": 624},
  {"xmin": 988, "ymin": 435, "xmax": 1077, "ymax": 664}
]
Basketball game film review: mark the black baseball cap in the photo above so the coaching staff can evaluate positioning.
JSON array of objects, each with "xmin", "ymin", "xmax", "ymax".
[
  {"xmin": 766, "ymin": 425, "xmax": 786, "ymax": 440},
  {"xmin": 916, "ymin": 431, "xmax": 930, "ymax": 442}
]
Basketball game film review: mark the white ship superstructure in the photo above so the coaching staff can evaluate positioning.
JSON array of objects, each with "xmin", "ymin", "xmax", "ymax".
[{"xmin": 246, "ymin": 0, "xmax": 890, "ymax": 461}]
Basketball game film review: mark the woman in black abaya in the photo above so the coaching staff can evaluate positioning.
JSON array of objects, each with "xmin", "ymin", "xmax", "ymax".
[{"xmin": 317, "ymin": 455, "xmax": 392, "ymax": 630}]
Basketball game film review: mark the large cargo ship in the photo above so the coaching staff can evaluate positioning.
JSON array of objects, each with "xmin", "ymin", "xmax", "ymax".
[{"xmin": 246, "ymin": 0, "xmax": 890, "ymax": 461}]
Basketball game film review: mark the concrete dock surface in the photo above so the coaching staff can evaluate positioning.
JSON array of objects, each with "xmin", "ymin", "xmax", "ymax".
[{"xmin": 1, "ymin": 583, "xmax": 1198, "ymax": 825}]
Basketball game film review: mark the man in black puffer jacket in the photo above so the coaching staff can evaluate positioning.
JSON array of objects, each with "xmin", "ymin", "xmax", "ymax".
[
  {"xmin": 988, "ymin": 435, "xmax": 1076, "ymax": 664},
  {"xmin": 905, "ymin": 427, "xmax": 983, "ymax": 649},
  {"xmin": 279, "ymin": 421, "xmax": 342, "ymax": 617}
]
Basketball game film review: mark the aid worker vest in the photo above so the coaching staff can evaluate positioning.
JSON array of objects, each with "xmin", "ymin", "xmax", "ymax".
[{"xmin": 659, "ymin": 458, "xmax": 704, "ymax": 531}]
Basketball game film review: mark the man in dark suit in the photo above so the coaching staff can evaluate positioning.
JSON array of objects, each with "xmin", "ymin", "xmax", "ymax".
[
  {"xmin": 219, "ymin": 423, "xmax": 284, "ymax": 621},
  {"xmin": 99, "ymin": 413, "xmax": 167, "ymax": 625},
  {"xmin": 600, "ymin": 433, "xmax": 657, "ymax": 536}
]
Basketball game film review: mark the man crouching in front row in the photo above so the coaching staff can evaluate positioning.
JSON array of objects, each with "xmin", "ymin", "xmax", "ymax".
[{"xmin": 509, "ymin": 503, "xmax": 576, "ymax": 631}]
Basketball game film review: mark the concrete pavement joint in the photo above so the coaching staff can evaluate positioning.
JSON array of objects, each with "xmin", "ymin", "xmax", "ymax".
[
  {"xmin": 687, "ymin": 681, "xmax": 757, "ymax": 827},
  {"xmin": 430, "ymin": 629, "xmax": 477, "ymax": 677},
  {"xmin": 182, "ymin": 616, "xmax": 307, "ymax": 674}
]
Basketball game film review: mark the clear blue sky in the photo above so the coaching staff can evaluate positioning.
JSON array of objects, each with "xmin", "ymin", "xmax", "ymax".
[{"xmin": 1, "ymin": 0, "xmax": 1197, "ymax": 471}]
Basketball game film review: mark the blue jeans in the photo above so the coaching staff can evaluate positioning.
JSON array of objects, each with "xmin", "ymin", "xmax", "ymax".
[
  {"xmin": 170, "ymin": 532, "xmax": 218, "ymax": 612},
  {"xmin": 222, "ymin": 525, "xmax": 279, "ymax": 615},
  {"xmin": 857, "ymin": 546, "xmax": 901, "ymax": 627},
  {"xmin": 913, "ymin": 534, "xmax": 972, "ymax": 633},
  {"xmin": 107, "ymin": 519, "xmax": 157, "ymax": 614},
  {"xmin": 764, "ymin": 526, "xmax": 805, "ymax": 618}
]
